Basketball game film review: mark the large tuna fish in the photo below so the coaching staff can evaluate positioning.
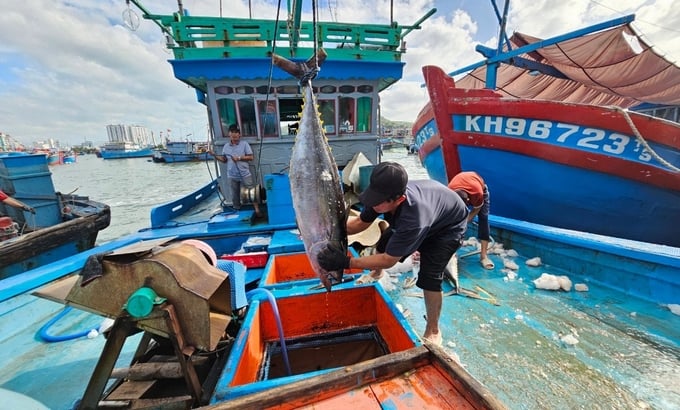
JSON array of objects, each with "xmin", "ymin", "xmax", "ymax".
[{"xmin": 274, "ymin": 50, "xmax": 347, "ymax": 291}]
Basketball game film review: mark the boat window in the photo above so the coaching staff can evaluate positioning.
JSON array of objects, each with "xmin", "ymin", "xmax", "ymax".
[
  {"xmin": 319, "ymin": 99, "xmax": 336, "ymax": 135},
  {"xmin": 214, "ymin": 86, "xmax": 233, "ymax": 95},
  {"xmin": 257, "ymin": 100, "xmax": 279, "ymax": 137},
  {"xmin": 279, "ymin": 98, "xmax": 303, "ymax": 137},
  {"xmin": 357, "ymin": 85, "xmax": 373, "ymax": 93},
  {"xmin": 320, "ymin": 85, "xmax": 336, "ymax": 94},
  {"xmin": 276, "ymin": 85, "xmax": 300, "ymax": 94},
  {"xmin": 256, "ymin": 85, "xmax": 274, "ymax": 94},
  {"xmin": 235, "ymin": 86, "xmax": 254, "ymax": 94},
  {"xmin": 356, "ymin": 96, "xmax": 372, "ymax": 133},
  {"xmin": 217, "ymin": 99, "xmax": 238, "ymax": 137},
  {"xmin": 339, "ymin": 85, "xmax": 355, "ymax": 93},
  {"xmin": 237, "ymin": 98, "xmax": 257, "ymax": 137},
  {"xmin": 339, "ymin": 97, "xmax": 355, "ymax": 135}
]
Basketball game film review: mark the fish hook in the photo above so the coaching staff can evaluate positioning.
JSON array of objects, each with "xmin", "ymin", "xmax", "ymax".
[{"xmin": 299, "ymin": 66, "xmax": 320, "ymax": 86}]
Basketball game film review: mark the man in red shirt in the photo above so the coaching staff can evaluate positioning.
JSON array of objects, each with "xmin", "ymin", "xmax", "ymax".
[{"xmin": 448, "ymin": 172, "xmax": 493, "ymax": 269}]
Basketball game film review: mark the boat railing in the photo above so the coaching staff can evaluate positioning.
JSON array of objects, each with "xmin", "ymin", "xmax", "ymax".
[
  {"xmin": 140, "ymin": 9, "xmax": 436, "ymax": 62},
  {"xmin": 149, "ymin": 179, "xmax": 218, "ymax": 228}
]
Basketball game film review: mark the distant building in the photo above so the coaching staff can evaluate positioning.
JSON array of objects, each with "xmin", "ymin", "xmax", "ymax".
[
  {"xmin": 105, "ymin": 124, "xmax": 153, "ymax": 146},
  {"xmin": 79, "ymin": 140, "xmax": 95, "ymax": 149}
]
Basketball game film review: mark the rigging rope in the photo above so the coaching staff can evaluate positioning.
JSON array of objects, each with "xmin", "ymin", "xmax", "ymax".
[
  {"xmin": 252, "ymin": 0, "xmax": 285, "ymax": 182},
  {"xmin": 298, "ymin": 0, "xmax": 320, "ymax": 86},
  {"xmin": 611, "ymin": 106, "xmax": 680, "ymax": 173}
]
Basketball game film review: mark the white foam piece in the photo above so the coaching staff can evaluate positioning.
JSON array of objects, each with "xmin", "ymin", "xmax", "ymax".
[
  {"xmin": 560, "ymin": 334, "xmax": 579, "ymax": 346},
  {"xmin": 377, "ymin": 273, "xmax": 396, "ymax": 291},
  {"xmin": 463, "ymin": 237, "xmax": 479, "ymax": 248},
  {"xmin": 525, "ymin": 257, "xmax": 542, "ymax": 267},
  {"xmin": 489, "ymin": 243, "xmax": 505, "ymax": 254},
  {"xmin": 574, "ymin": 283, "xmax": 589, "ymax": 292},
  {"xmin": 558, "ymin": 275, "xmax": 572, "ymax": 291},
  {"xmin": 533, "ymin": 273, "xmax": 561, "ymax": 290},
  {"xmin": 385, "ymin": 255, "xmax": 413, "ymax": 274},
  {"xmin": 503, "ymin": 259, "xmax": 519, "ymax": 270},
  {"xmin": 668, "ymin": 304, "xmax": 680, "ymax": 316}
]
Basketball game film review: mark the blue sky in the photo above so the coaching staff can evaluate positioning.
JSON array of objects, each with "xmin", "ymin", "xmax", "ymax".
[{"xmin": 1, "ymin": 0, "xmax": 679, "ymax": 146}]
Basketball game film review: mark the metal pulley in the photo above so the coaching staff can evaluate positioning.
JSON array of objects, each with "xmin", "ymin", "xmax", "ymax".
[{"xmin": 240, "ymin": 184, "xmax": 266, "ymax": 205}]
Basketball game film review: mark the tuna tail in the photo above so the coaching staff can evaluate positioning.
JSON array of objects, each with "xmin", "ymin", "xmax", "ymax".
[
  {"xmin": 272, "ymin": 49, "xmax": 328, "ymax": 79},
  {"xmin": 444, "ymin": 254, "xmax": 459, "ymax": 293}
]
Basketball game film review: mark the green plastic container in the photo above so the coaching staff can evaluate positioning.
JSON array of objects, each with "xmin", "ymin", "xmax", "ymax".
[{"xmin": 125, "ymin": 287, "xmax": 166, "ymax": 318}]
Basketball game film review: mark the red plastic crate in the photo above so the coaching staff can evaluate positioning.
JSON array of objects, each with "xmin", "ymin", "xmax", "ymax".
[{"xmin": 220, "ymin": 252, "xmax": 269, "ymax": 268}]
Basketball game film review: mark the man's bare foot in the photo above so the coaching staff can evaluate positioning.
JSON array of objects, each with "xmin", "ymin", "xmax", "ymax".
[{"xmin": 423, "ymin": 332, "xmax": 443, "ymax": 346}]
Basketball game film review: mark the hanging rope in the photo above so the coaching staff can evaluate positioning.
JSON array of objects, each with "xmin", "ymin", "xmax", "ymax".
[
  {"xmin": 297, "ymin": 0, "xmax": 320, "ymax": 88},
  {"xmin": 611, "ymin": 106, "xmax": 680, "ymax": 173}
]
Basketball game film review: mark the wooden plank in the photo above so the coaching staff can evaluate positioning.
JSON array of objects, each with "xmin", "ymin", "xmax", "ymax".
[
  {"xmin": 106, "ymin": 380, "xmax": 156, "ymax": 400},
  {"xmin": 129, "ymin": 396, "xmax": 193, "ymax": 409},
  {"xmin": 0, "ymin": 213, "xmax": 103, "ymax": 267},
  {"xmin": 111, "ymin": 357, "xmax": 209, "ymax": 380},
  {"xmin": 426, "ymin": 343, "xmax": 508, "ymax": 410},
  {"xmin": 370, "ymin": 365, "xmax": 476, "ymax": 409},
  {"xmin": 204, "ymin": 346, "xmax": 432, "ymax": 409},
  {"xmin": 290, "ymin": 387, "xmax": 382, "ymax": 410},
  {"xmin": 32, "ymin": 274, "xmax": 79, "ymax": 304}
]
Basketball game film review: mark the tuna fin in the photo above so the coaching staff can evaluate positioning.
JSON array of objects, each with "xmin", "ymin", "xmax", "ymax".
[{"xmin": 272, "ymin": 48, "xmax": 328, "ymax": 79}]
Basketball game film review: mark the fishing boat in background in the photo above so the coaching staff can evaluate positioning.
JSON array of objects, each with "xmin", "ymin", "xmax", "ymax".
[
  {"xmin": 0, "ymin": 152, "xmax": 110, "ymax": 278},
  {"xmin": 0, "ymin": 1, "xmax": 677, "ymax": 409},
  {"xmin": 99, "ymin": 141, "xmax": 153, "ymax": 159},
  {"xmin": 100, "ymin": 124, "xmax": 155, "ymax": 159},
  {"xmin": 61, "ymin": 151, "xmax": 77, "ymax": 164},
  {"xmin": 413, "ymin": 5, "xmax": 680, "ymax": 247},
  {"xmin": 152, "ymin": 140, "xmax": 211, "ymax": 163}
]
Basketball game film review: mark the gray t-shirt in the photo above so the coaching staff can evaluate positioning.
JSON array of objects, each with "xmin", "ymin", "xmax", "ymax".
[
  {"xmin": 360, "ymin": 179, "xmax": 468, "ymax": 257},
  {"xmin": 221, "ymin": 140, "xmax": 253, "ymax": 179}
]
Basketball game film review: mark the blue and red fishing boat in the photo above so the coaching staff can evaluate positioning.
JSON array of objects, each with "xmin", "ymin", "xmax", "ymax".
[{"xmin": 413, "ymin": 3, "xmax": 680, "ymax": 247}]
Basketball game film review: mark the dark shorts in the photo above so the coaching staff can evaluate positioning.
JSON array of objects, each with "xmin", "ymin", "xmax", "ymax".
[
  {"xmin": 476, "ymin": 185, "xmax": 491, "ymax": 241},
  {"xmin": 376, "ymin": 228, "xmax": 463, "ymax": 292}
]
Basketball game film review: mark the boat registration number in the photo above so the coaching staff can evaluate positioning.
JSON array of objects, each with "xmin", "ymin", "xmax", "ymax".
[{"xmin": 454, "ymin": 115, "xmax": 656, "ymax": 163}]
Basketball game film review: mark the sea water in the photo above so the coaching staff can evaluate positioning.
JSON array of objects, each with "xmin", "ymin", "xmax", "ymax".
[{"xmin": 49, "ymin": 147, "xmax": 424, "ymax": 244}]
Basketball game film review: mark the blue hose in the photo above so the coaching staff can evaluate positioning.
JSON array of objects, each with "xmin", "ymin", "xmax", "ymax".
[
  {"xmin": 246, "ymin": 288, "xmax": 292, "ymax": 376},
  {"xmin": 38, "ymin": 306, "xmax": 96, "ymax": 343}
]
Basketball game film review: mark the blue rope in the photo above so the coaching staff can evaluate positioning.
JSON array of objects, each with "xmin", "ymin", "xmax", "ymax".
[{"xmin": 38, "ymin": 306, "xmax": 97, "ymax": 343}]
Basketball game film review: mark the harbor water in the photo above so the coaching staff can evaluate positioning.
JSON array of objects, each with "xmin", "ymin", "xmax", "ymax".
[{"xmin": 49, "ymin": 147, "xmax": 424, "ymax": 244}]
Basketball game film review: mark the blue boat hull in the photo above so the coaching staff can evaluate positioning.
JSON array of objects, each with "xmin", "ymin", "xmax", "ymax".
[
  {"xmin": 422, "ymin": 143, "xmax": 680, "ymax": 247},
  {"xmin": 99, "ymin": 148, "xmax": 153, "ymax": 159},
  {"xmin": 153, "ymin": 152, "xmax": 211, "ymax": 163}
]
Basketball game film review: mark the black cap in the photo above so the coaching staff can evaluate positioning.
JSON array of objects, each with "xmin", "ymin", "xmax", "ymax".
[
  {"xmin": 228, "ymin": 124, "xmax": 240, "ymax": 133},
  {"xmin": 359, "ymin": 162, "xmax": 408, "ymax": 207}
]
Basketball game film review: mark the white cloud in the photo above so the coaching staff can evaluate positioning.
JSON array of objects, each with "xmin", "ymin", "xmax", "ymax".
[{"xmin": 1, "ymin": 0, "xmax": 678, "ymax": 145}]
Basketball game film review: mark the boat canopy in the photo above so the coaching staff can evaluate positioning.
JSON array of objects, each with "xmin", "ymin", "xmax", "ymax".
[{"xmin": 457, "ymin": 24, "xmax": 680, "ymax": 108}]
